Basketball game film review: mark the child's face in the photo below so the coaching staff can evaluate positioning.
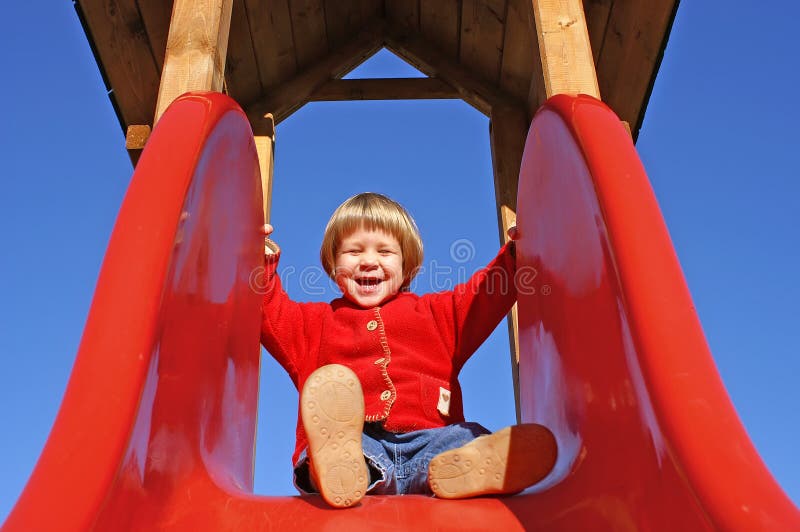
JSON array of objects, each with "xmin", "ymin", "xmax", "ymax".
[{"xmin": 334, "ymin": 227, "xmax": 404, "ymax": 308}]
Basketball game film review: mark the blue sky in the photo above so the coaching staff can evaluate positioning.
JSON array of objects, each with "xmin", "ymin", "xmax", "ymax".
[{"xmin": 1, "ymin": 1, "xmax": 798, "ymax": 520}]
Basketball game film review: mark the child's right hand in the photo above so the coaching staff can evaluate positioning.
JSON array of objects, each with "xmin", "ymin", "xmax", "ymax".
[{"xmin": 261, "ymin": 224, "xmax": 278, "ymax": 255}]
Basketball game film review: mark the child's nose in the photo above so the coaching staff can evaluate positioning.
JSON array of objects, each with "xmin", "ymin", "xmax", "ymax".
[{"xmin": 359, "ymin": 252, "xmax": 379, "ymax": 267}]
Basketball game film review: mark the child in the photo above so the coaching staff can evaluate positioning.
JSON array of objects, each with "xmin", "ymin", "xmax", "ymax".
[{"xmin": 259, "ymin": 192, "xmax": 556, "ymax": 508}]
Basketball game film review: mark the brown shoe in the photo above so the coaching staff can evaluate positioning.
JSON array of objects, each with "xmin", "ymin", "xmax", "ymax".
[
  {"xmin": 301, "ymin": 364, "xmax": 369, "ymax": 508},
  {"xmin": 428, "ymin": 424, "xmax": 557, "ymax": 499}
]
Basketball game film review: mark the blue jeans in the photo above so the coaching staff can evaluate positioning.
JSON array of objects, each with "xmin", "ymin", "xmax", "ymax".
[{"xmin": 294, "ymin": 422, "xmax": 490, "ymax": 495}]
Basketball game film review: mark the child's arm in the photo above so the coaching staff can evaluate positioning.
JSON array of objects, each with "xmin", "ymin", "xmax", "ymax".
[
  {"xmin": 429, "ymin": 226, "xmax": 520, "ymax": 368},
  {"xmin": 258, "ymin": 224, "xmax": 313, "ymax": 380}
]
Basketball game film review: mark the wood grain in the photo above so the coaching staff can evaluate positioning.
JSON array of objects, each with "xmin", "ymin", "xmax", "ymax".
[
  {"xmin": 530, "ymin": 0, "xmax": 600, "ymax": 98},
  {"xmin": 245, "ymin": 0, "xmax": 296, "ymax": 92},
  {"xmin": 154, "ymin": 0, "xmax": 234, "ymax": 122},
  {"xmin": 595, "ymin": 0, "xmax": 676, "ymax": 134},
  {"xmin": 386, "ymin": 0, "xmax": 420, "ymax": 33},
  {"xmin": 136, "ymin": 0, "xmax": 174, "ymax": 69},
  {"xmin": 385, "ymin": 25, "xmax": 523, "ymax": 116},
  {"xmin": 420, "ymin": 0, "xmax": 460, "ymax": 58},
  {"xmin": 310, "ymin": 78, "xmax": 460, "ymax": 101},
  {"xmin": 226, "ymin": 0, "xmax": 261, "ymax": 104},
  {"xmin": 246, "ymin": 21, "xmax": 384, "ymax": 124},
  {"xmin": 290, "ymin": 0, "xmax": 328, "ymax": 68},
  {"xmin": 77, "ymin": 0, "xmax": 161, "ymax": 127},
  {"xmin": 500, "ymin": 0, "xmax": 535, "ymax": 104},
  {"xmin": 460, "ymin": 0, "xmax": 507, "ymax": 84}
]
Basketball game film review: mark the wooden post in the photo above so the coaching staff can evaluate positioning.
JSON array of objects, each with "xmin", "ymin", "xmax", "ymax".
[
  {"xmin": 530, "ymin": 0, "xmax": 600, "ymax": 99},
  {"xmin": 154, "ymin": 0, "xmax": 235, "ymax": 124},
  {"xmin": 489, "ymin": 103, "xmax": 529, "ymax": 423},
  {"xmin": 254, "ymin": 115, "xmax": 276, "ymax": 224}
]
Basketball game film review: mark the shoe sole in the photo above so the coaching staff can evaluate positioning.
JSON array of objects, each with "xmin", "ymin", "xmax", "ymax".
[
  {"xmin": 428, "ymin": 424, "xmax": 557, "ymax": 499},
  {"xmin": 301, "ymin": 364, "xmax": 369, "ymax": 508}
]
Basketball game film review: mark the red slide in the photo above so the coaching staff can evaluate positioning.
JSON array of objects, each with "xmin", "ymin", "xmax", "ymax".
[{"xmin": 3, "ymin": 92, "xmax": 798, "ymax": 530}]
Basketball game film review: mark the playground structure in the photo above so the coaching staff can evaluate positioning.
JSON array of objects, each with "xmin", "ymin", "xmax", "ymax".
[{"xmin": 4, "ymin": 1, "xmax": 800, "ymax": 530}]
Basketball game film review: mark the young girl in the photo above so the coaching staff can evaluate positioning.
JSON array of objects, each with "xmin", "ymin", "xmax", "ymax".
[{"xmin": 260, "ymin": 192, "xmax": 556, "ymax": 508}]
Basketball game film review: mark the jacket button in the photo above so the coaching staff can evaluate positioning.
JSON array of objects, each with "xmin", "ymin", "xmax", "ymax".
[
  {"xmin": 366, "ymin": 320, "xmax": 378, "ymax": 331},
  {"xmin": 380, "ymin": 390, "xmax": 391, "ymax": 401}
]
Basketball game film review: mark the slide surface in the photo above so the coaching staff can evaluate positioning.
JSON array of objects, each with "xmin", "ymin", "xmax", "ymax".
[{"xmin": 3, "ymin": 92, "xmax": 798, "ymax": 530}]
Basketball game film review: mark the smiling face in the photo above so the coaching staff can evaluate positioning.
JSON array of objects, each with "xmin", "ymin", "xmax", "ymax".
[{"xmin": 334, "ymin": 227, "xmax": 405, "ymax": 308}]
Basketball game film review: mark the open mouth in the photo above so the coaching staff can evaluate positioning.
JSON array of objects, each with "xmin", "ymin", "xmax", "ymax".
[
  {"xmin": 353, "ymin": 277, "xmax": 385, "ymax": 294},
  {"xmin": 355, "ymin": 278, "xmax": 383, "ymax": 287}
]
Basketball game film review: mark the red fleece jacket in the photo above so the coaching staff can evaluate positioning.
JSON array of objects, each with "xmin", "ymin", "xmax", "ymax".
[{"xmin": 260, "ymin": 242, "xmax": 517, "ymax": 464}]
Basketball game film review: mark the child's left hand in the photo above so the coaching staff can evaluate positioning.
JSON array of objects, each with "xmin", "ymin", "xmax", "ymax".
[{"xmin": 261, "ymin": 224, "xmax": 279, "ymax": 255}]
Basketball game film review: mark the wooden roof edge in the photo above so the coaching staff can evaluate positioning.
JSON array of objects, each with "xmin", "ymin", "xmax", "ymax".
[
  {"xmin": 73, "ymin": 1, "xmax": 127, "ymax": 136},
  {"xmin": 244, "ymin": 18, "xmax": 387, "ymax": 127},
  {"xmin": 383, "ymin": 24, "xmax": 528, "ymax": 117},
  {"xmin": 632, "ymin": 0, "xmax": 682, "ymax": 141},
  {"xmin": 245, "ymin": 19, "xmax": 528, "ymax": 128}
]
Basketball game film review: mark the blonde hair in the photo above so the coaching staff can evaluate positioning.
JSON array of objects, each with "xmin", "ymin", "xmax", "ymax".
[{"xmin": 320, "ymin": 193, "xmax": 424, "ymax": 287}]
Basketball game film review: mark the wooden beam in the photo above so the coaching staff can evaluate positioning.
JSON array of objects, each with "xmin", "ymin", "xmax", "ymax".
[
  {"xmin": 125, "ymin": 125, "xmax": 151, "ymax": 166},
  {"xmin": 501, "ymin": 0, "xmax": 537, "ymax": 109},
  {"xmin": 253, "ymin": 115, "xmax": 276, "ymax": 224},
  {"xmin": 460, "ymin": 0, "xmax": 506, "ymax": 85},
  {"xmin": 529, "ymin": 0, "xmax": 600, "ymax": 99},
  {"xmin": 489, "ymin": 103, "xmax": 529, "ymax": 423},
  {"xmin": 419, "ymin": 0, "xmax": 460, "ymax": 58},
  {"xmin": 75, "ymin": 0, "xmax": 161, "ymax": 128},
  {"xmin": 310, "ymin": 78, "xmax": 460, "ymax": 101},
  {"xmin": 384, "ymin": 26, "xmax": 525, "ymax": 116},
  {"xmin": 125, "ymin": 125, "xmax": 151, "ymax": 150},
  {"xmin": 289, "ymin": 0, "xmax": 329, "ymax": 67},
  {"xmin": 594, "ymin": 0, "xmax": 677, "ymax": 137},
  {"xmin": 245, "ymin": 0, "xmax": 297, "ymax": 91},
  {"xmin": 154, "ymin": 0, "xmax": 235, "ymax": 123},
  {"xmin": 224, "ymin": 0, "xmax": 262, "ymax": 105},
  {"xmin": 386, "ymin": 0, "xmax": 421, "ymax": 32},
  {"xmin": 245, "ymin": 21, "xmax": 384, "ymax": 125}
]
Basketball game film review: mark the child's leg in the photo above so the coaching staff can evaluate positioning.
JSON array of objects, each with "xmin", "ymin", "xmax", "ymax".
[
  {"xmin": 427, "ymin": 424, "xmax": 557, "ymax": 499},
  {"xmin": 301, "ymin": 364, "xmax": 369, "ymax": 508}
]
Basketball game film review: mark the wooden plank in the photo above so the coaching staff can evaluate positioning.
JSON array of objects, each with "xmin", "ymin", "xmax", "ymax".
[
  {"xmin": 76, "ymin": 0, "xmax": 161, "ymax": 127},
  {"xmin": 324, "ymin": 0, "xmax": 364, "ymax": 50},
  {"xmin": 136, "ymin": 0, "xmax": 174, "ymax": 69},
  {"xmin": 460, "ymin": 0, "xmax": 507, "ymax": 84},
  {"xmin": 246, "ymin": 21, "xmax": 384, "ymax": 125},
  {"xmin": 358, "ymin": 0, "xmax": 383, "ymax": 21},
  {"xmin": 386, "ymin": 0, "xmax": 420, "ymax": 33},
  {"xmin": 225, "ymin": 0, "xmax": 262, "ymax": 104},
  {"xmin": 489, "ymin": 103, "xmax": 528, "ymax": 423},
  {"xmin": 530, "ymin": 0, "xmax": 600, "ymax": 98},
  {"xmin": 385, "ymin": 25, "xmax": 523, "ymax": 116},
  {"xmin": 254, "ymin": 114, "xmax": 276, "ymax": 223},
  {"xmin": 310, "ymin": 78, "xmax": 460, "ymax": 101},
  {"xmin": 582, "ymin": 0, "xmax": 613, "ymax": 65},
  {"xmin": 419, "ymin": 0, "xmax": 461, "ymax": 58},
  {"xmin": 154, "ymin": 0, "xmax": 235, "ymax": 122},
  {"xmin": 595, "ymin": 0, "xmax": 676, "ymax": 134},
  {"xmin": 500, "ymin": 0, "xmax": 535, "ymax": 104},
  {"xmin": 490, "ymin": 103, "xmax": 526, "ymax": 216},
  {"xmin": 289, "ymin": 0, "xmax": 329, "ymax": 68},
  {"xmin": 245, "ymin": 0, "xmax": 296, "ymax": 93}
]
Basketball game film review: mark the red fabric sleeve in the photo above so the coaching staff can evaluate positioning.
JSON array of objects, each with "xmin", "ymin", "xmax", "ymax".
[
  {"xmin": 426, "ymin": 242, "xmax": 517, "ymax": 370},
  {"xmin": 259, "ymin": 247, "xmax": 316, "ymax": 382}
]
